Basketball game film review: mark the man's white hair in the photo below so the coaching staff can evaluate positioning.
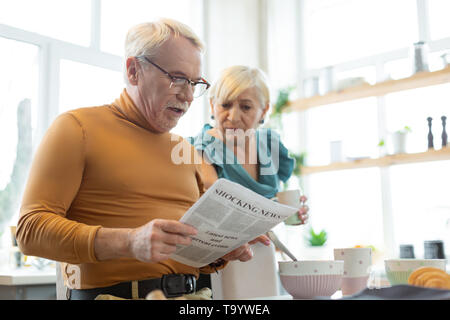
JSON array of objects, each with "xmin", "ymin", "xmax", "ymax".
[{"xmin": 123, "ymin": 18, "xmax": 204, "ymax": 85}]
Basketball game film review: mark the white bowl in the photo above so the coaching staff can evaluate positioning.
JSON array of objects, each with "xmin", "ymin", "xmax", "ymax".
[
  {"xmin": 384, "ymin": 259, "xmax": 447, "ymax": 285},
  {"xmin": 279, "ymin": 260, "xmax": 344, "ymax": 299}
]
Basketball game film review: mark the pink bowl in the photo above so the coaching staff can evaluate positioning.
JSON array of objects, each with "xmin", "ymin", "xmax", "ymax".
[{"xmin": 280, "ymin": 274, "xmax": 343, "ymax": 299}]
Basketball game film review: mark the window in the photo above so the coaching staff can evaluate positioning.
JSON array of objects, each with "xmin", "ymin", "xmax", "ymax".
[
  {"xmin": 428, "ymin": 0, "xmax": 450, "ymax": 41},
  {"xmin": 0, "ymin": 0, "xmax": 205, "ymax": 250},
  {"xmin": 286, "ymin": 0, "xmax": 450, "ymax": 262},
  {"xmin": 308, "ymin": 168, "xmax": 384, "ymax": 249},
  {"xmin": 59, "ymin": 60, "xmax": 124, "ymax": 113},
  {"xmin": 384, "ymin": 58, "xmax": 412, "ymax": 80},
  {"xmin": 100, "ymin": 0, "xmax": 203, "ymax": 56},
  {"xmin": 0, "ymin": 0, "xmax": 91, "ymax": 46},
  {"xmin": 267, "ymin": 0, "xmax": 298, "ymax": 88},
  {"xmin": 305, "ymin": 98, "xmax": 379, "ymax": 166},
  {"xmin": 390, "ymin": 161, "xmax": 450, "ymax": 258},
  {"xmin": 171, "ymin": 98, "xmax": 205, "ymax": 138},
  {"xmin": 100, "ymin": 0, "xmax": 205, "ymax": 137},
  {"xmin": 304, "ymin": 0, "xmax": 417, "ymax": 69},
  {"xmin": 0, "ymin": 38, "xmax": 38, "ymax": 235},
  {"xmin": 385, "ymin": 83, "xmax": 450, "ymax": 153}
]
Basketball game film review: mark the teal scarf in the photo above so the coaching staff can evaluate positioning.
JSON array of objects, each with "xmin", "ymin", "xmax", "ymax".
[{"xmin": 187, "ymin": 124, "xmax": 294, "ymax": 199}]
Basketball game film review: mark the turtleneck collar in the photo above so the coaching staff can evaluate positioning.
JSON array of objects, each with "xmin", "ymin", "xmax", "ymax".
[{"xmin": 111, "ymin": 88, "xmax": 162, "ymax": 133}]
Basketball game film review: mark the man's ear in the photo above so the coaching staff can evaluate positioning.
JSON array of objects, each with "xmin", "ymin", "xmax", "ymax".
[{"xmin": 126, "ymin": 57, "xmax": 139, "ymax": 85}]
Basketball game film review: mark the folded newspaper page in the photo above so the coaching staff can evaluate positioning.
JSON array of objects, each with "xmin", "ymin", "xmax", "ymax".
[{"xmin": 170, "ymin": 178, "xmax": 298, "ymax": 268}]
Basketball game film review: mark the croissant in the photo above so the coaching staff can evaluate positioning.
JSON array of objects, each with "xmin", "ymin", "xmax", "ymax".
[{"xmin": 408, "ymin": 267, "xmax": 450, "ymax": 289}]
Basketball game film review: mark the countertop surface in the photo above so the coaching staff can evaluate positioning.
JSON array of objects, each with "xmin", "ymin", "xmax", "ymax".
[
  {"xmin": 250, "ymin": 291, "xmax": 343, "ymax": 300},
  {"xmin": 0, "ymin": 267, "xmax": 56, "ymax": 286}
]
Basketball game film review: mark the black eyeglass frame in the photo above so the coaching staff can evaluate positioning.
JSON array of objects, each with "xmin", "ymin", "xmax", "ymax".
[{"xmin": 137, "ymin": 56, "xmax": 210, "ymax": 96}]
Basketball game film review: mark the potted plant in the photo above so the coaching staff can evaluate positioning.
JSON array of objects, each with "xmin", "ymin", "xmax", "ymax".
[
  {"xmin": 392, "ymin": 126, "xmax": 411, "ymax": 154},
  {"xmin": 306, "ymin": 227, "xmax": 328, "ymax": 246},
  {"xmin": 377, "ymin": 138, "xmax": 387, "ymax": 157},
  {"xmin": 267, "ymin": 86, "xmax": 296, "ymax": 131},
  {"xmin": 302, "ymin": 227, "xmax": 330, "ymax": 260}
]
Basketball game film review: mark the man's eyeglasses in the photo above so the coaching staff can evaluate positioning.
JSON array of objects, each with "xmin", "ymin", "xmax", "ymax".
[{"xmin": 137, "ymin": 56, "xmax": 210, "ymax": 98}]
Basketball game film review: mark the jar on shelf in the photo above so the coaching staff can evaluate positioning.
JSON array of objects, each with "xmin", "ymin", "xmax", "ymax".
[
  {"xmin": 320, "ymin": 66, "xmax": 335, "ymax": 95},
  {"xmin": 411, "ymin": 41, "xmax": 429, "ymax": 74},
  {"xmin": 303, "ymin": 76, "xmax": 320, "ymax": 98},
  {"xmin": 441, "ymin": 52, "xmax": 450, "ymax": 69}
]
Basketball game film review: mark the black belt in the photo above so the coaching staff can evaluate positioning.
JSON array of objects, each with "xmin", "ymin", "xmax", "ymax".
[{"xmin": 69, "ymin": 274, "xmax": 196, "ymax": 300}]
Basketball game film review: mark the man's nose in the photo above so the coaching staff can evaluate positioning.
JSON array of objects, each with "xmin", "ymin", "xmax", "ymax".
[{"xmin": 178, "ymin": 85, "xmax": 194, "ymax": 104}]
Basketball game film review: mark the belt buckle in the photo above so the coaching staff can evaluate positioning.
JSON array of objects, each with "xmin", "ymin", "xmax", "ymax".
[{"xmin": 161, "ymin": 274, "xmax": 196, "ymax": 298}]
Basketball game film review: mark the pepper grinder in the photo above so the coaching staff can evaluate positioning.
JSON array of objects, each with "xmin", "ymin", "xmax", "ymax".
[
  {"xmin": 427, "ymin": 117, "xmax": 434, "ymax": 149},
  {"xmin": 442, "ymin": 116, "xmax": 447, "ymax": 147}
]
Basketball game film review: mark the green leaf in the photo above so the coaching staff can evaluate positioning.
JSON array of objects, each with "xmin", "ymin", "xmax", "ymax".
[
  {"xmin": 273, "ymin": 86, "xmax": 296, "ymax": 115},
  {"xmin": 290, "ymin": 151, "xmax": 307, "ymax": 177},
  {"xmin": 305, "ymin": 227, "xmax": 328, "ymax": 246},
  {"xmin": 396, "ymin": 125, "xmax": 412, "ymax": 134}
]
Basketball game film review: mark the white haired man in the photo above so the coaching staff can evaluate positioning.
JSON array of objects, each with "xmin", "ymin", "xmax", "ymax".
[{"xmin": 16, "ymin": 18, "xmax": 269, "ymax": 300}]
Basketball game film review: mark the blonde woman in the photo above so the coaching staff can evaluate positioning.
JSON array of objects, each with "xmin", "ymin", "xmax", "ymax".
[{"xmin": 188, "ymin": 66, "xmax": 309, "ymax": 298}]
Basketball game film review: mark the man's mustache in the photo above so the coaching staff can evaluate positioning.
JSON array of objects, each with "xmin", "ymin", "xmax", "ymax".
[{"xmin": 166, "ymin": 102, "xmax": 189, "ymax": 112}]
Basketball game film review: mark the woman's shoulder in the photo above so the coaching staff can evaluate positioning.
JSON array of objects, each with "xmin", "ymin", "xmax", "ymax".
[
  {"xmin": 257, "ymin": 127, "xmax": 294, "ymax": 182},
  {"xmin": 187, "ymin": 123, "xmax": 217, "ymax": 149},
  {"xmin": 256, "ymin": 127, "xmax": 283, "ymax": 148}
]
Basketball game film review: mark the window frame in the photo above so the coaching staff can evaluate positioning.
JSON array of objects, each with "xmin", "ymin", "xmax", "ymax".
[
  {"xmin": 0, "ymin": 0, "xmax": 206, "ymax": 146},
  {"xmin": 294, "ymin": 0, "xmax": 450, "ymax": 258},
  {"xmin": 0, "ymin": 21, "xmax": 122, "ymax": 146},
  {"xmin": 0, "ymin": 0, "xmax": 205, "ymax": 239}
]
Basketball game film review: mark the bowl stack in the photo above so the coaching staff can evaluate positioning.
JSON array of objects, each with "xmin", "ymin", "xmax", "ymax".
[
  {"xmin": 279, "ymin": 260, "xmax": 344, "ymax": 299},
  {"xmin": 384, "ymin": 259, "xmax": 447, "ymax": 285}
]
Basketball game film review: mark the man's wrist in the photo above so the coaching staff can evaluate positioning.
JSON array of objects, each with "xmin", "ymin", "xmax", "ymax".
[{"xmin": 94, "ymin": 227, "xmax": 133, "ymax": 261}]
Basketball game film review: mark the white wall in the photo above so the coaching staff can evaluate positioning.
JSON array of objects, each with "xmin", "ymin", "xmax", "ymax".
[
  {"xmin": 267, "ymin": 0, "xmax": 301, "ymax": 89},
  {"xmin": 202, "ymin": 0, "xmax": 305, "ymax": 151},
  {"xmin": 204, "ymin": 0, "xmax": 264, "ymax": 81}
]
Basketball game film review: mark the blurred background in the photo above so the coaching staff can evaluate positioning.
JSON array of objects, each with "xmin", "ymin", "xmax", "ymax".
[{"xmin": 1, "ymin": 0, "xmax": 450, "ymax": 274}]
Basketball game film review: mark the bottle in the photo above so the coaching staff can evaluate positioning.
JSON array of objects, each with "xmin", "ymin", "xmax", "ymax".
[
  {"xmin": 412, "ymin": 41, "xmax": 429, "ymax": 74},
  {"xmin": 442, "ymin": 116, "xmax": 447, "ymax": 148},
  {"xmin": 427, "ymin": 117, "xmax": 434, "ymax": 149}
]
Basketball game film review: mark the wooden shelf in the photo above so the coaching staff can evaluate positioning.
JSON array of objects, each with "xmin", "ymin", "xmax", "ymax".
[
  {"xmin": 301, "ymin": 148, "xmax": 450, "ymax": 175},
  {"xmin": 286, "ymin": 66, "xmax": 450, "ymax": 112}
]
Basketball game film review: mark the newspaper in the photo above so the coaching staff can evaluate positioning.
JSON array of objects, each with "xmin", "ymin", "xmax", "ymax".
[{"xmin": 170, "ymin": 178, "xmax": 298, "ymax": 268}]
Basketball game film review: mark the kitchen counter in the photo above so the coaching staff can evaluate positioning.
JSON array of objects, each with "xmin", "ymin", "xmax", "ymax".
[
  {"xmin": 0, "ymin": 267, "xmax": 56, "ymax": 299},
  {"xmin": 250, "ymin": 291, "xmax": 343, "ymax": 300},
  {"xmin": 0, "ymin": 267, "xmax": 56, "ymax": 285}
]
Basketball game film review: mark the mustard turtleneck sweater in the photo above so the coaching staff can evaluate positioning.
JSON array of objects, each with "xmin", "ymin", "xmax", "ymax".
[{"xmin": 16, "ymin": 89, "xmax": 220, "ymax": 289}]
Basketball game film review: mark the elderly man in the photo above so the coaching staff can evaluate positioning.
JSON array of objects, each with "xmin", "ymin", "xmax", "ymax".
[{"xmin": 16, "ymin": 18, "xmax": 268, "ymax": 300}]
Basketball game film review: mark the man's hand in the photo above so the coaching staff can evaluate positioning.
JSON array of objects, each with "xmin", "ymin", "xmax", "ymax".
[
  {"xmin": 94, "ymin": 219, "xmax": 197, "ymax": 262},
  {"xmin": 128, "ymin": 219, "xmax": 198, "ymax": 262},
  {"xmin": 220, "ymin": 234, "xmax": 271, "ymax": 262}
]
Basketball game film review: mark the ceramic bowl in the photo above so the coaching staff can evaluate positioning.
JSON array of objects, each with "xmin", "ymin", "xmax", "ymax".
[
  {"xmin": 279, "ymin": 260, "xmax": 344, "ymax": 299},
  {"xmin": 384, "ymin": 259, "xmax": 447, "ymax": 285}
]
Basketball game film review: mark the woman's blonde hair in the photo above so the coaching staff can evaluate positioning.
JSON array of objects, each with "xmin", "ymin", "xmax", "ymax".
[{"xmin": 209, "ymin": 66, "xmax": 270, "ymax": 107}]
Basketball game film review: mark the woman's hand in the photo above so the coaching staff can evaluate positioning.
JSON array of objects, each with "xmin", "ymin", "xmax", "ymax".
[
  {"xmin": 220, "ymin": 234, "xmax": 271, "ymax": 262},
  {"xmin": 297, "ymin": 195, "xmax": 309, "ymax": 225}
]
